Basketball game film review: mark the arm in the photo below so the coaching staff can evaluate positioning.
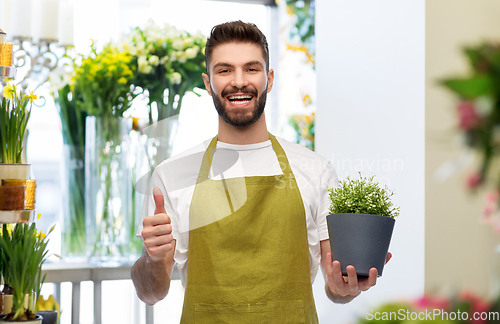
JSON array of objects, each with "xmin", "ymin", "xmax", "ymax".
[
  {"xmin": 320, "ymin": 239, "xmax": 392, "ymax": 304},
  {"xmin": 131, "ymin": 187, "xmax": 176, "ymax": 306},
  {"xmin": 132, "ymin": 241, "xmax": 176, "ymax": 305}
]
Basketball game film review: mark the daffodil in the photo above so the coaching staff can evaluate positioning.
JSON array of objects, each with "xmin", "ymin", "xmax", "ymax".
[
  {"xmin": 3, "ymin": 82, "xmax": 16, "ymax": 100},
  {"xmin": 27, "ymin": 91, "xmax": 38, "ymax": 103}
]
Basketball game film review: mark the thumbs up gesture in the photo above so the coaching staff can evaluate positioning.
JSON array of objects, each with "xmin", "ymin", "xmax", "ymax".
[{"xmin": 142, "ymin": 187, "xmax": 174, "ymax": 262}]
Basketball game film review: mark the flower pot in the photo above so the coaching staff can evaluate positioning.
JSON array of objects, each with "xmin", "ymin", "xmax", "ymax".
[
  {"xmin": 0, "ymin": 164, "xmax": 30, "ymax": 181},
  {"xmin": 36, "ymin": 311, "xmax": 57, "ymax": 324},
  {"xmin": 0, "ymin": 314, "xmax": 42, "ymax": 323},
  {"xmin": 0, "ymin": 293, "xmax": 13, "ymax": 315},
  {"xmin": 326, "ymin": 213, "xmax": 395, "ymax": 277}
]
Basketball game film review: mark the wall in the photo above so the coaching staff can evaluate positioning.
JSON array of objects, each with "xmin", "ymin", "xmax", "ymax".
[
  {"xmin": 315, "ymin": 1, "xmax": 425, "ymax": 323},
  {"xmin": 425, "ymin": 0, "xmax": 500, "ymax": 297}
]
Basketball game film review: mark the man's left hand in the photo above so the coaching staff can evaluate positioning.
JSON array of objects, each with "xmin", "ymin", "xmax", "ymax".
[{"xmin": 325, "ymin": 252, "xmax": 392, "ymax": 297}]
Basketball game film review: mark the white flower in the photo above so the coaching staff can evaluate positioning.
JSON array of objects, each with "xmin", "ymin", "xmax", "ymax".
[
  {"xmin": 160, "ymin": 56, "xmax": 169, "ymax": 65},
  {"xmin": 169, "ymin": 72, "xmax": 182, "ymax": 84},
  {"xmin": 176, "ymin": 51, "xmax": 187, "ymax": 63},
  {"xmin": 185, "ymin": 46, "xmax": 199, "ymax": 59},
  {"xmin": 172, "ymin": 39, "xmax": 184, "ymax": 51},
  {"xmin": 136, "ymin": 40, "xmax": 146, "ymax": 51},
  {"xmin": 183, "ymin": 37, "xmax": 194, "ymax": 48},
  {"xmin": 139, "ymin": 64, "xmax": 153, "ymax": 74},
  {"xmin": 138, "ymin": 55, "xmax": 148, "ymax": 66},
  {"xmin": 138, "ymin": 55, "xmax": 153, "ymax": 74},
  {"xmin": 149, "ymin": 55, "xmax": 160, "ymax": 66}
]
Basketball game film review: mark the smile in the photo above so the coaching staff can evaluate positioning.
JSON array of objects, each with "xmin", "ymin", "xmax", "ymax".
[{"xmin": 227, "ymin": 94, "xmax": 254, "ymax": 106}]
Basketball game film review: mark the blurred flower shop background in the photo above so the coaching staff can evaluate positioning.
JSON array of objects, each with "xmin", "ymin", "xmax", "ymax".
[{"xmin": 2, "ymin": 0, "xmax": 500, "ymax": 323}]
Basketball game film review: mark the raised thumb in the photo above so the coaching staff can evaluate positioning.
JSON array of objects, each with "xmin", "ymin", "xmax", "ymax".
[{"xmin": 153, "ymin": 187, "xmax": 166, "ymax": 215}]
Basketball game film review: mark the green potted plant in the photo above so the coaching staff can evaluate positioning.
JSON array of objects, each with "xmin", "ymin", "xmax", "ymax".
[
  {"xmin": 326, "ymin": 173, "xmax": 400, "ymax": 277},
  {"xmin": 0, "ymin": 81, "xmax": 36, "ymax": 180},
  {"xmin": 0, "ymin": 223, "xmax": 53, "ymax": 323}
]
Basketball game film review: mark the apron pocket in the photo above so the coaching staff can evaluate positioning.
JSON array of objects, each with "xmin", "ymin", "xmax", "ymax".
[{"xmin": 194, "ymin": 300, "xmax": 306, "ymax": 324}]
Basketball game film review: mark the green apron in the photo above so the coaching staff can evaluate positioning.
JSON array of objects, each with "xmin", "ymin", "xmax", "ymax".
[{"xmin": 180, "ymin": 133, "xmax": 319, "ymax": 324}]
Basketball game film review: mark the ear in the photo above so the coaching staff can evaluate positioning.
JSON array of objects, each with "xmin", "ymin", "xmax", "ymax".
[
  {"xmin": 266, "ymin": 69, "xmax": 274, "ymax": 93},
  {"xmin": 202, "ymin": 73, "xmax": 212, "ymax": 97}
]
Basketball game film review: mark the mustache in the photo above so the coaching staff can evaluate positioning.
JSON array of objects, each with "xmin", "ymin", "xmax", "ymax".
[{"xmin": 221, "ymin": 87, "xmax": 258, "ymax": 98}]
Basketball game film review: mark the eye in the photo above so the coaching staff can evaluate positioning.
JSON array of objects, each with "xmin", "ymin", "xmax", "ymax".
[
  {"xmin": 218, "ymin": 69, "xmax": 230, "ymax": 74},
  {"xmin": 248, "ymin": 68, "xmax": 259, "ymax": 72}
]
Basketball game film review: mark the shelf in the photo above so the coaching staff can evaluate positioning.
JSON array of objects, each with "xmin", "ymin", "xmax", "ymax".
[{"xmin": 0, "ymin": 209, "xmax": 36, "ymax": 223}]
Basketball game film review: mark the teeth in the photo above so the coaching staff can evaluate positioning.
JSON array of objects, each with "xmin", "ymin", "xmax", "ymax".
[
  {"xmin": 231, "ymin": 100, "xmax": 251, "ymax": 105},
  {"xmin": 228, "ymin": 95, "xmax": 252, "ymax": 100}
]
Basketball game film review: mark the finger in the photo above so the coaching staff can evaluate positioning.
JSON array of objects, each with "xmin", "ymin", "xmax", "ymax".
[
  {"xmin": 142, "ymin": 223, "xmax": 172, "ymax": 239},
  {"xmin": 360, "ymin": 268, "xmax": 378, "ymax": 291},
  {"xmin": 385, "ymin": 252, "xmax": 392, "ymax": 264},
  {"xmin": 146, "ymin": 243, "xmax": 173, "ymax": 262},
  {"xmin": 143, "ymin": 214, "xmax": 171, "ymax": 228},
  {"xmin": 330, "ymin": 259, "xmax": 348, "ymax": 295},
  {"xmin": 345, "ymin": 265, "xmax": 359, "ymax": 294},
  {"xmin": 144, "ymin": 232, "xmax": 174, "ymax": 248},
  {"xmin": 153, "ymin": 187, "xmax": 166, "ymax": 215}
]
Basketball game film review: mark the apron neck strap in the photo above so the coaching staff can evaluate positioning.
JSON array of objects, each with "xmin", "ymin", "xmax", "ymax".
[{"xmin": 199, "ymin": 133, "xmax": 293, "ymax": 179}]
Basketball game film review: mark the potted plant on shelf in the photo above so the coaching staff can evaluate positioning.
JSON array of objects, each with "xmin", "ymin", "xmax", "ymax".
[
  {"xmin": 0, "ymin": 81, "xmax": 36, "ymax": 180},
  {"xmin": 0, "ymin": 222, "xmax": 53, "ymax": 323},
  {"xmin": 326, "ymin": 173, "xmax": 400, "ymax": 277}
]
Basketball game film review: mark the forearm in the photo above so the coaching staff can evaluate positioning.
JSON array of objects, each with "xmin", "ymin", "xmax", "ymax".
[
  {"xmin": 131, "ymin": 251, "xmax": 171, "ymax": 306},
  {"xmin": 325, "ymin": 283, "xmax": 360, "ymax": 304}
]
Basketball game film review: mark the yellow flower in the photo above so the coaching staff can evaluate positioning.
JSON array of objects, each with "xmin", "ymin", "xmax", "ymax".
[
  {"xmin": 3, "ymin": 83, "xmax": 16, "ymax": 100},
  {"xmin": 0, "ymin": 223, "xmax": 15, "ymax": 237},
  {"xmin": 27, "ymin": 91, "xmax": 37, "ymax": 103},
  {"xmin": 118, "ymin": 77, "xmax": 127, "ymax": 84},
  {"xmin": 37, "ymin": 230, "xmax": 47, "ymax": 240}
]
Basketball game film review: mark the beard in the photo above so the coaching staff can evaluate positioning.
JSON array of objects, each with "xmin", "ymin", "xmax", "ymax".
[{"xmin": 211, "ymin": 85, "xmax": 267, "ymax": 128}]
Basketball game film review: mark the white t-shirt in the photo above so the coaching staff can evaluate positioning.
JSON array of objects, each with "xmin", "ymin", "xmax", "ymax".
[{"xmin": 138, "ymin": 135, "xmax": 339, "ymax": 287}]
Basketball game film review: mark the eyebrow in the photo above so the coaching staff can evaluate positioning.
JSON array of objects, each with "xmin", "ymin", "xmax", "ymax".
[{"xmin": 213, "ymin": 61, "xmax": 264, "ymax": 70}]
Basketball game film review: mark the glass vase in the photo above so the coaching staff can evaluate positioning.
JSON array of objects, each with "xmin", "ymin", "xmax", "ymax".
[
  {"xmin": 60, "ymin": 144, "xmax": 86, "ymax": 260},
  {"xmin": 85, "ymin": 116, "xmax": 134, "ymax": 262}
]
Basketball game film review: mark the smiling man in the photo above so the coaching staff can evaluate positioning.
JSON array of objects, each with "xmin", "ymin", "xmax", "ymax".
[{"xmin": 131, "ymin": 21, "xmax": 388, "ymax": 323}]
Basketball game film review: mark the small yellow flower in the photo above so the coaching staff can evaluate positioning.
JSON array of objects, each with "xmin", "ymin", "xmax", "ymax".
[
  {"xmin": 37, "ymin": 213, "xmax": 42, "ymax": 219},
  {"xmin": 27, "ymin": 91, "xmax": 37, "ymax": 103},
  {"xmin": 3, "ymin": 83, "xmax": 16, "ymax": 100},
  {"xmin": 118, "ymin": 77, "xmax": 127, "ymax": 84}
]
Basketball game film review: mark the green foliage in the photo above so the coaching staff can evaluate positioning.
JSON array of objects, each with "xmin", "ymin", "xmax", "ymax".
[
  {"xmin": 327, "ymin": 174, "xmax": 400, "ymax": 218},
  {"xmin": 0, "ymin": 223, "xmax": 53, "ymax": 320},
  {"xmin": 0, "ymin": 83, "xmax": 34, "ymax": 163},
  {"xmin": 286, "ymin": 0, "xmax": 315, "ymax": 54}
]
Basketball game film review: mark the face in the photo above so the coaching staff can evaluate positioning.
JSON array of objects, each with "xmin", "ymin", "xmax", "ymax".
[{"xmin": 203, "ymin": 42, "xmax": 274, "ymax": 128}]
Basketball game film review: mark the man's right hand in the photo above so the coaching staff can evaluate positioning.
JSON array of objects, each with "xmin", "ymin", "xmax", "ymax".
[{"xmin": 142, "ymin": 187, "xmax": 174, "ymax": 262}]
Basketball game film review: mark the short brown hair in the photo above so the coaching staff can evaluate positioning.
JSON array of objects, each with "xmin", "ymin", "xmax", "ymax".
[{"xmin": 205, "ymin": 21, "xmax": 269, "ymax": 73}]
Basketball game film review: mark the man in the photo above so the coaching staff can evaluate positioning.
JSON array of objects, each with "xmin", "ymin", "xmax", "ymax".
[{"xmin": 131, "ymin": 21, "xmax": 390, "ymax": 323}]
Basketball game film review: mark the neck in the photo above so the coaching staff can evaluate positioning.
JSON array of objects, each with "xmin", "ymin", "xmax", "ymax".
[{"xmin": 217, "ymin": 113, "xmax": 269, "ymax": 144}]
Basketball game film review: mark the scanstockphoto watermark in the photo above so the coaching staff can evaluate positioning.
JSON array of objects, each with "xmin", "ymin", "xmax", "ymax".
[{"xmin": 366, "ymin": 308, "xmax": 500, "ymax": 322}]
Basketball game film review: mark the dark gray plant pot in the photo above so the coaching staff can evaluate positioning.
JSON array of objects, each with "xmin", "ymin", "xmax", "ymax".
[
  {"xmin": 37, "ymin": 311, "xmax": 58, "ymax": 324},
  {"xmin": 326, "ymin": 213, "xmax": 395, "ymax": 277}
]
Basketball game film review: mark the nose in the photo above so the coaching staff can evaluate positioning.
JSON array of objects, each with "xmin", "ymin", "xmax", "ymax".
[{"xmin": 230, "ymin": 69, "xmax": 249, "ymax": 89}]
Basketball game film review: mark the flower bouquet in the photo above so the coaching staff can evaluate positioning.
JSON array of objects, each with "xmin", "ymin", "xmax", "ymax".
[
  {"xmin": 118, "ymin": 20, "xmax": 206, "ymax": 170},
  {"xmin": 72, "ymin": 41, "xmax": 138, "ymax": 260}
]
